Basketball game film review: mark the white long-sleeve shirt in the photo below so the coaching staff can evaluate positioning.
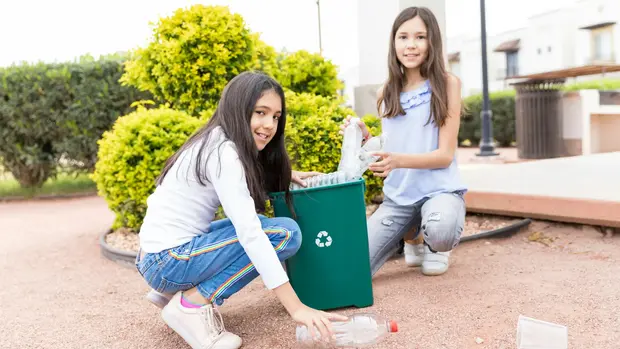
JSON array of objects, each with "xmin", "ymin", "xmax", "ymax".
[{"xmin": 139, "ymin": 126, "xmax": 288, "ymax": 290}]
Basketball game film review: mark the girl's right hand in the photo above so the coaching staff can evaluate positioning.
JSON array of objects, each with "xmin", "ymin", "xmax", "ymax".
[
  {"xmin": 291, "ymin": 304, "xmax": 348, "ymax": 343},
  {"xmin": 339, "ymin": 115, "xmax": 370, "ymax": 140}
]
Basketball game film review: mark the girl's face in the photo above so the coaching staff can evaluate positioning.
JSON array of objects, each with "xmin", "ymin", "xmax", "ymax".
[
  {"xmin": 394, "ymin": 15, "xmax": 429, "ymax": 71},
  {"xmin": 250, "ymin": 89, "xmax": 282, "ymax": 151}
]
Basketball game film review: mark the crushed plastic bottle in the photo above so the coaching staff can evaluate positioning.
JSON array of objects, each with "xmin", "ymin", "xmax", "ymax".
[
  {"xmin": 338, "ymin": 117, "xmax": 364, "ymax": 176},
  {"xmin": 296, "ymin": 313, "xmax": 398, "ymax": 348}
]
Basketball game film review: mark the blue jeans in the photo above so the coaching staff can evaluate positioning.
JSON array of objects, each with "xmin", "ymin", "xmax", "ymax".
[
  {"xmin": 367, "ymin": 191, "xmax": 466, "ymax": 276},
  {"xmin": 135, "ymin": 216, "xmax": 302, "ymax": 306}
]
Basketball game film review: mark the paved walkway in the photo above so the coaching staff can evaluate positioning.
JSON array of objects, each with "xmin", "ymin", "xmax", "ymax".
[
  {"xmin": 460, "ymin": 151, "xmax": 620, "ymax": 228},
  {"xmin": 2, "ymin": 196, "xmax": 620, "ymax": 348}
]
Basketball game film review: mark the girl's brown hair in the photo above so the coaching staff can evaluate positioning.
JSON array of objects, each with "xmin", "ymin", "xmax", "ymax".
[{"xmin": 377, "ymin": 6, "xmax": 451, "ymax": 127}]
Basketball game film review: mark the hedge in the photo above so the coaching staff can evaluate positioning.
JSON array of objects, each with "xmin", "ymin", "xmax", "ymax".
[
  {"xmin": 121, "ymin": 5, "xmax": 260, "ymax": 115},
  {"xmin": 0, "ymin": 55, "xmax": 150, "ymax": 187},
  {"xmin": 459, "ymin": 90, "xmax": 516, "ymax": 147},
  {"xmin": 275, "ymin": 50, "xmax": 344, "ymax": 98},
  {"xmin": 91, "ymin": 106, "xmax": 202, "ymax": 230}
]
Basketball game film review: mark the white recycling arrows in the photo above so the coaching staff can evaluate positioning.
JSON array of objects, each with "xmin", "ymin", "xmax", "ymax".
[{"xmin": 315, "ymin": 231, "xmax": 333, "ymax": 248}]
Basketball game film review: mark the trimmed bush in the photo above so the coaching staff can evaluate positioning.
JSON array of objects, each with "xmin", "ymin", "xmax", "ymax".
[
  {"xmin": 275, "ymin": 50, "xmax": 344, "ymax": 98},
  {"xmin": 459, "ymin": 90, "xmax": 516, "ymax": 147},
  {"xmin": 91, "ymin": 106, "xmax": 202, "ymax": 230},
  {"xmin": 562, "ymin": 78, "xmax": 620, "ymax": 91},
  {"xmin": 121, "ymin": 5, "xmax": 257, "ymax": 115},
  {"xmin": 0, "ymin": 56, "xmax": 148, "ymax": 187},
  {"xmin": 250, "ymin": 33, "xmax": 279, "ymax": 77}
]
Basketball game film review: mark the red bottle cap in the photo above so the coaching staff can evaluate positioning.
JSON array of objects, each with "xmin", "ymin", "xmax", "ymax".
[{"xmin": 388, "ymin": 320, "xmax": 398, "ymax": 332}]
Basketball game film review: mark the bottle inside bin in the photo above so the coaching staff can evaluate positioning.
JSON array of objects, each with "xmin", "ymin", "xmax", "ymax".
[{"xmin": 296, "ymin": 313, "xmax": 398, "ymax": 347}]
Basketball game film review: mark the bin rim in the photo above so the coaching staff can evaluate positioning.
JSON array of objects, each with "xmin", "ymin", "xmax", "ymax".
[{"xmin": 268, "ymin": 177, "xmax": 366, "ymax": 199}]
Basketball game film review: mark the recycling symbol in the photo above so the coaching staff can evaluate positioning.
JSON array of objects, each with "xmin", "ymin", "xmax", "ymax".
[{"xmin": 315, "ymin": 231, "xmax": 333, "ymax": 248}]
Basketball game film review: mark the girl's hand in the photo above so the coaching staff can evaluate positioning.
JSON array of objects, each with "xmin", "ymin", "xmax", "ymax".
[
  {"xmin": 292, "ymin": 170, "xmax": 322, "ymax": 187},
  {"xmin": 291, "ymin": 304, "xmax": 348, "ymax": 343},
  {"xmin": 339, "ymin": 115, "xmax": 370, "ymax": 141},
  {"xmin": 368, "ymin": 152, "xmax": 402, "ymax": 177}
]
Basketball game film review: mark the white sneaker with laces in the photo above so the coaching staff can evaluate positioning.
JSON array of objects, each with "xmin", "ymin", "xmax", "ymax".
[
  {"xmin": 421, "ymin": 245, "xmax": 450, "ymax": 276},
  {"xmin": 161, "ymin": 291, "xmax": 242, "ymax": 349},
  {"xmin": 146, "ymin": 289, "xmax": 173, "ymax": 309},
  {"xmin": 403, "ymin": 242, "xmax": 425, "ymax": 267}
]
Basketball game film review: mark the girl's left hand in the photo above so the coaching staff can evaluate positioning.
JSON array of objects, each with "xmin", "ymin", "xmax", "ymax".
[
  {"xmin": 368, "ymin": 152, "xmax": 402, "ymax": 177},
  {"xmin": 292, "ymin": 170, "xmax": 322, "ymax": 187}
]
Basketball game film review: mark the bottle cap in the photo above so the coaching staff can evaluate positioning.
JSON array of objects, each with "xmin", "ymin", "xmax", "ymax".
[{"xmin": 388, "ymin": 320, "xmax": 398, "ymax": 332}]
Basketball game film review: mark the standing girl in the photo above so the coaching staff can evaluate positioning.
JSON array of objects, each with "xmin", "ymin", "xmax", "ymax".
[
  {"xmin": 342, "ymin": 6, "xmax": 467, "ymax": 277},
  {"xmin": 136, "ymin": 71, "xmax": 346, "ymax": 349}
]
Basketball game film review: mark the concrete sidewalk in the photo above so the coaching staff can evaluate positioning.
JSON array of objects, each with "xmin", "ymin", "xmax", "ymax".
[{"xmin": 459, "ymin": 151, "xmax": 620, "ymax": 228}]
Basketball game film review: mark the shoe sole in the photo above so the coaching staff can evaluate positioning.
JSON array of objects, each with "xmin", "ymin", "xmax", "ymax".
[{"xmin": 421, "ymin": 267, "xmax": 449, "ymax": 276}]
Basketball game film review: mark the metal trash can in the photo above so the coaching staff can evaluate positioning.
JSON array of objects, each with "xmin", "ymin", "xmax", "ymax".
[
  {"xmin": 513, "ymin": 78, "xmax": 565, "ymax": 159},
  {"xmin": 269, "ymin": 178, "xmax": 374, "ymax": 311}
]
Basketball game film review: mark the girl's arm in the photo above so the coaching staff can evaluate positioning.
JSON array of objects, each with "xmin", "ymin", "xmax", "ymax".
[
  {"xmin": 207, "ymin": 141, "xmax": 346, "ymax": 337},
  {"xmin": 370, "ymin": 75, "xmax": 462, "ymax": 174}
]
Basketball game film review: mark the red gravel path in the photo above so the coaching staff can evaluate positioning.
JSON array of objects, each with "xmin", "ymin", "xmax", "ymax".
[{"xmin": 1, "ymin": 196, "xmax": 619, "ymax": 348}]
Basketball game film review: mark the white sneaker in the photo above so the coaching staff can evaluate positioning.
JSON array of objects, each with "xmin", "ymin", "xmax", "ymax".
[
  {"xmin": 146, "ymin": 289, "xmax": 173, "ymax": 309},
  {"xmin": 421, "ymin": 245, "xmax": 450, "ymax": 276},
  {"xmin": 161, "ymin": 292, "xmax": 242, "ymax": 349},
  {"xmin": 404, "ymin": 242, "xmax": 425, "ymax": 267}
]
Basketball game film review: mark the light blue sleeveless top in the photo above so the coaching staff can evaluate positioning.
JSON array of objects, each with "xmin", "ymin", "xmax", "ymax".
[{"xmin": 381, "ymin": 80, "xmax": 467, "ymax": 206}]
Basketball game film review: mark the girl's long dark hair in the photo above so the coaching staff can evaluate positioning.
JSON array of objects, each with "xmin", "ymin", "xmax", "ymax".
[
  {"xmin": 156, "ymin": 71, "xmax": 294, "ymax": 215},
  {"xmin": 378, "ymin": 6, "xmax": 451, "ymax": 127}
]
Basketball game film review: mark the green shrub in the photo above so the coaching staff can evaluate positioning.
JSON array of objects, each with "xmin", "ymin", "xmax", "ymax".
[
  {"xmin": 91, "ymin": 106, "xmax": 202, "ymax": 230},
  {"xmin": 121, "ymin": 5, "xmax": 257, "ymax": 115},
  {"xmin": 275, "ymin": 50, "xmax": 344, "ymax": 98},
  {"xmin": 285, "ymin": 91, "xmax": 383, "ymax": 202},
  {"xmin": 250, "ymin": 33, "xmax": 278, "ymax": 77},
  {"xmin": 459, "ymin": 90, "xmax": 516, "ymax": 147},
  {"xmin": 60, "ymin": 55, "xmax": 152, "ymax": 171},
  {"xmin": 0, "ymin": 63, "xmax": 69, "ymax": 187},
  {"xmin": 0, "ymin": 56, "xmax": 147, "ymax": 187},
  {"xmin": 562, "ymin": 78, "xmax": 620, "ymax": 91}
]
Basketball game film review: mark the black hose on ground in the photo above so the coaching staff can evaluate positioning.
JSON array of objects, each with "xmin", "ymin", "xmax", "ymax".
[
  {"xmin": 395, "ymin": 218, "xmax": 532, "ymax": 254},
  {"xmin": 459, "ymin": 218, "xmax": 532, "ymax": 243}
]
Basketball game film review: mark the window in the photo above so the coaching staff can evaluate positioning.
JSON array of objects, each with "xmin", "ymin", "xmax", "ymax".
[
  {"xmin": 583, "ymin": 23, "xmax": 616, "ymax": 63},
  {"xmin": 506, "ymin": 51, "xmax": 519, "ymax": 77},
  {"xmin": 592, "ymin": 29, "xmax": 613, "ymax": 61}
]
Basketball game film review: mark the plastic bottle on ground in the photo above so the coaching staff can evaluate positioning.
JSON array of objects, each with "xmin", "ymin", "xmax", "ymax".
[{"xmin": 296, "ymin": 313, "xmax": 398, "ymax": 348}]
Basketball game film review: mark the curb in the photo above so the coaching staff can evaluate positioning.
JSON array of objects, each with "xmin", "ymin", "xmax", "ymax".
[
  {"xmin": 0, "ymin": 191, "xmax": 98, "ymax": 203},
  {"xmin": 99, "ymin": 229, "xmax": 138, "ymax": 269}
]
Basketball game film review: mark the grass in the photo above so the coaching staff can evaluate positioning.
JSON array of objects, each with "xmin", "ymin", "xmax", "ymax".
[{"xmin": 0, "ymin": 172, "xmax": 97, "ymax": 199}]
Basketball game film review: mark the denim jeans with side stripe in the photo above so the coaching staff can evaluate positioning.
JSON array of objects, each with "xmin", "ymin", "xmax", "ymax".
[{"xmin": 135, "ymin": 216, "xmax": 302, "ymax": 306}]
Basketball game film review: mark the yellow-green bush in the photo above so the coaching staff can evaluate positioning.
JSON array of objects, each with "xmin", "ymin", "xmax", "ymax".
[
  {"xmin": 91, "ymin": 106, "xmax": 202, "ymax": 229},
  {"xmin": 275, "ymin": 50, "xmax": 344, "ymax": 98},
  {"xmin": 121, "ymin": 5, "xmax": 257, "ymax": 115},
  {"xmin": 250, "ymin": 33, "xmax": 278, "ymax": 77},
  {"xmin": 285, "ymin": 92, "xmax": 384, "ymax": 202}
]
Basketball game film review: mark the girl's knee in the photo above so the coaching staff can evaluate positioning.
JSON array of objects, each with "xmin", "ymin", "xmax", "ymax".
[
  {"xmin": 268, "ymin": 217, "xmax": 302, "ymax": 256},
  {"xmin": 421, "ymin": 219, "xmax": 461, "ymax": 252}
]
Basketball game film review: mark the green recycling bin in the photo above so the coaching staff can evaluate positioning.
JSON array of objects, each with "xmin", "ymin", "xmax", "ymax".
[{"xmin": 269, "ymin": 178, "xmax": 374, "ymax": 311}]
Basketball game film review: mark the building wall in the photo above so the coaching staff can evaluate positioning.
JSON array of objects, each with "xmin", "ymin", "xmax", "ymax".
[{"xmin": 447, "ymin": 0, "xmax": 620, "ymax": 97}]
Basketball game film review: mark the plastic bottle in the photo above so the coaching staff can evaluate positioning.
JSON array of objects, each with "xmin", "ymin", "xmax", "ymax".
[
  {"xmin": 338, "ymin": 117, "xmax": 363, "ymax": 175},
  {"xmin": 296, "ymin": 313, "xmax": 398, "ymax": 348},
  {"xmin": 356, "ymin": 135, "xmax": 385, "ymax": 176}
]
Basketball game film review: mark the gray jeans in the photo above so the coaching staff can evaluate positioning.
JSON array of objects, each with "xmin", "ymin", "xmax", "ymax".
[{"xmin": 367, "ymin": 192, "xmax": 466, "ymax": 276}]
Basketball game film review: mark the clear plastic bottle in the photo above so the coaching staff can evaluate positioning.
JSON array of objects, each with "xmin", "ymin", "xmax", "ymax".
[
  {"xmin": 296, "ymin": 313, "xmax": 398, "ymax": 348},
  {"xmin": 338, "ymin": 117, "xmax": 363, "ymax": 175},
  {"xmin": 356, "ymin": 135, "xmax": 385, "ymax": 176}
]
